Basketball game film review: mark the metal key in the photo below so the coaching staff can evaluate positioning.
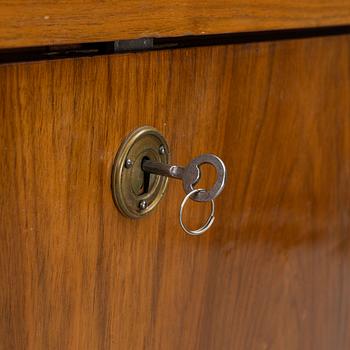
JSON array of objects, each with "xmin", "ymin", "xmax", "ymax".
[{"xmin": 142, "ymin": 153, "xmax": 226, "ymax": 202}]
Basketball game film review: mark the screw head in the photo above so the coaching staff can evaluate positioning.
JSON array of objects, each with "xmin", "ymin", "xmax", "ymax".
[
  {"xmin": 159, "ymin": 145, "xmax": 166, "ymax": 155},
  {"xmin": 124, "ymin": 158, "xmax": 133, "ymax": 168},
  {"xmin": 139, "ymin": 200, "xmax": 148, "ymax": 210}
]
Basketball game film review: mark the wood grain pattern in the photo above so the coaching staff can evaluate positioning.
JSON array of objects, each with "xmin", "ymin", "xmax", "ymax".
[
  {"xmin": 1, "ymin": 1, "xmax": 350, "ymax": 49},
  {"xmin": 1, "ymin": 35, "xmax": 350, "ymax": 349}
]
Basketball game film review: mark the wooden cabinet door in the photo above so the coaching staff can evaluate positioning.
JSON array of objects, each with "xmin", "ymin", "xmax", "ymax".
[{"xmin": 1, "ymin": 34, "xmax": 349, "ymax": 349}]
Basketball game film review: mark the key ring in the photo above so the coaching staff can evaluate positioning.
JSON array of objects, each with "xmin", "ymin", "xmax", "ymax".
[{"xmin": 179, "ymin": 188, "xmax": 215, "ymax": 235}]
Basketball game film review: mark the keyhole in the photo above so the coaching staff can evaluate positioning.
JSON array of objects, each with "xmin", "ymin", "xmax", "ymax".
[{"xmin": 139, "ymin": 157, "xmax": 151, "ymax": 195}]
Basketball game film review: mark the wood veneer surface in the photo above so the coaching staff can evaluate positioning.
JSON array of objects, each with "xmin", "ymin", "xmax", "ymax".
[
  {"xmin": 0, "ymin": 1, "xmax": 350, "ymax": 48},
  {"xmin": 0, "ymin": 35, "xmax": 350, "ymax": 349}
]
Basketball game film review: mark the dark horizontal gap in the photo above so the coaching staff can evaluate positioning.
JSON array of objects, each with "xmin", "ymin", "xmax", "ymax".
[{"xmin": 1, "ymin": 25, "xmax": 350, "ymax": 64}]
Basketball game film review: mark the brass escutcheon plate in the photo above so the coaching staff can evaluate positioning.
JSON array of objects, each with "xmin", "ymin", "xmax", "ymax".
[{"xmin": 111, "ymin": 126, "xmax": 169, "ymax": 218}]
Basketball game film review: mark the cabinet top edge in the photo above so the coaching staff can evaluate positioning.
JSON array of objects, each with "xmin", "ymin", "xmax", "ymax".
[{"xmin": 1, "ymin": 1, "xmax": 350, "ymax": 49}]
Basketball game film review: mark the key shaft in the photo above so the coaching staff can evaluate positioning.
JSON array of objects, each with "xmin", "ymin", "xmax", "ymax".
[{"xmin": 142, "ymin": 159, "xmax": 184, "ymax": 180}]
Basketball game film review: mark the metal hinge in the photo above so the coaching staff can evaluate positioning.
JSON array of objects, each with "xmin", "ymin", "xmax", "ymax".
[{"xmin": 113, "ymin": 38, "xmax": 154, "ymax": 53}]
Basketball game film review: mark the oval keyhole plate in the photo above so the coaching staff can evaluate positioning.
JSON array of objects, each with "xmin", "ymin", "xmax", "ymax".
[{"xmin": 111, "ymin": 126, "xmax": 169, "ymax": 218}]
